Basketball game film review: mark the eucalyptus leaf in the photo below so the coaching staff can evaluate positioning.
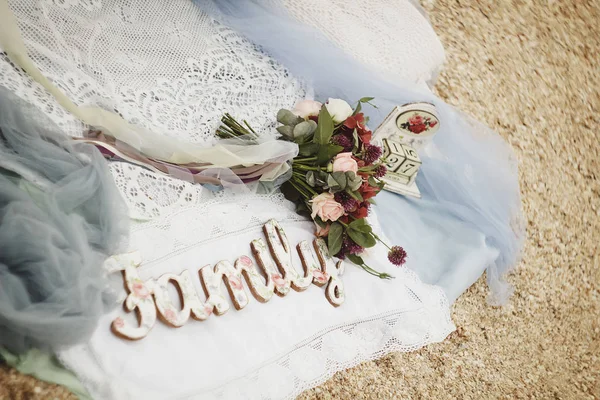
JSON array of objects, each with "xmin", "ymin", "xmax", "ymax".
[
  {"xmin": 277, "ymin": 109, "xmax": 303, "ymax": 126},
  {"xmin": 332, "ymin": 171, "xmax": 348, "ymax": 190},
  {"xmin": 327, "ymin": 222, "xmax": 344, "ymax": 256},
  {"xmin": 277, "ymin": 125, "xmax": 294, "ymax": 139},
  {"xmin": 346, "ymin": 171, "xmax": 363, "ymax": 191},
  {"xmin": 299, "ymin": 142, "xmax": 319, "ymax": 156},
  {"xmin": 293, "ymin": 120, "xmax": 317, "ymax": 139},
  {"xmin": 313, "ymin": 106, "xmax": 334, "ymax": 145},
  {"xmin": 305, "ymin": 171, "xmax": 316, "ymax": 187},
  {"xmin": 327, "ymin": 174, "xmax": 341, "ymax": 191}
]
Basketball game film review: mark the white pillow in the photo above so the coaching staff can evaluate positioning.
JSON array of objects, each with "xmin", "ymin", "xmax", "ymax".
[{"xmin": 278, "ymin": 0, "xmax": 445, "ymax": 86}]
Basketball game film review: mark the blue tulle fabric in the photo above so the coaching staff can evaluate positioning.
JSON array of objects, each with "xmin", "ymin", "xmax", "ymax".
[
  {"xmin": 0, "ymin": 88, "xmax": 129, "ymax": 352},
  {"xmin": 193, "ymin": 0, "xmax": 524, "ymax": 304}
]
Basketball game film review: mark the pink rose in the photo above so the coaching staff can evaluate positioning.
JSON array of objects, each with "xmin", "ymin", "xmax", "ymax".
[
  {"xmin": 132, "ymin": 281, "xmax": 150, "ymax": 299},
  {"xmin": 292, "ymin": 100, "xmax": 322, "ymax": 119},
  {"xmin": 408, "ymin": 114, "xmax": 424, "ymax": 125},
  {"xmin": 271, "ymin": 273, "xmax": 287, "ymax": 288},
  {"xmin": 332, "ymin": 152, "xmax": 358, "ymax": 173},
  {"xmin": 315, "ymin": 223, "xmax": 331, "ymax": 237},
  {"xmin": 229, "ymin": 276, "xmax": 243, "ymax": 291},
  {"xmin": 239, "ymin": 255, "xmax": 253, "ymax": 267},
  {"xmin": 164, "ymin": 309, "xmax": 177, "ymax": 324},
  {"xmin": 311, "ymin": 192, "xmax": 345, "ymax": 222},
  {"xmin": 312, "ymin": 270, "xmax": 329, "ymax": 284},
  {"xmin": 113, "ymin": 317, "xmax": 125, "ymax": 329}
]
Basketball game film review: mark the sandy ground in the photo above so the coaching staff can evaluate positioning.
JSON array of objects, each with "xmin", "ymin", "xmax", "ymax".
[{"xmin": 1, "ymin": 0, "xmax": 599, "ymax": 399}]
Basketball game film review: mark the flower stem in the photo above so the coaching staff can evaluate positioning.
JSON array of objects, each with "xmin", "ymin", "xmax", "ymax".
[
  {"xmin": 357, "ymin": 262, "xmax": 393, "ymax": 280},
  {"xmin": 373, "ymin": 233, "xmax": 392, "ymax": 251},
  {"xmin": 295, "ymin": 178, "xmax": 317, "ymax": 196}
]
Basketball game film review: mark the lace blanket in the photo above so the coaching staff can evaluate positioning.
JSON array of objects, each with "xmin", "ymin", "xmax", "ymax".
[{"xmin": 58, "ymin": 164, "xmax": 454, "ymax": 400}]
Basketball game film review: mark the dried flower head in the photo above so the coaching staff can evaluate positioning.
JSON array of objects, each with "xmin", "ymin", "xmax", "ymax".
[
  {"xmin": 363, "ymin": 143, "xmax": 383, "ymax": 165},
  {"xmin": 388, "ymin": 246, "xmax": 407, "ymax": 266}
]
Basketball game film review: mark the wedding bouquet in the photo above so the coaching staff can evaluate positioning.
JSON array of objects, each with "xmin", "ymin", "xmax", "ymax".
[{"xmin": 217, "ymin": 98, "xmax": 407, "ymax": 279}]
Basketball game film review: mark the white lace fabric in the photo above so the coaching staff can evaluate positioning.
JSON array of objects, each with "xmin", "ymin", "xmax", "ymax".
[
  {"xmin": 1, "ymin": 0, "xmax": 306, "ymax": 146},
  {"xmin": 58, "ymin": 166, "xmax": 454, "ymax": 399}
]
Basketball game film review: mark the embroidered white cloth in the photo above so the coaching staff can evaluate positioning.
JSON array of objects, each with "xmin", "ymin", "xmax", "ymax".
[{"xmin": 58, "ymin": 165, "xmax": 454, "ymax": 400}]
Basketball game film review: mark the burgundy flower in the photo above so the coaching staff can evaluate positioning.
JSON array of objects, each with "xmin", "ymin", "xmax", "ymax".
[
  {"xmin": 336, "ymin": 236, "xmax": 364, "ymax": 259},
  {"xmin": 331, "ymin": 134, "xmax": 353, "ymax": 151},
  {"xmin": 359, "ymin": 182, "xmax": 379, "ymax": 200},
  {"xmin": 374, "ymin": 164, "xmax": 387, "ymax": 178},
  {"xmin": 350, "ymin": 202, "xmax": 370, "ymax": 219},
  {"xmin": 388, "ymin": 246, "xmax": 407, "ymax": 266},
  {"xmin": 363, "ymin": 143, "xmax": 382, "ymax": 165},
  {"xmin": 343, "ymin": 113, "xmax": 365, "ymax": 129},
  {"xmin": 334, "ymin": 191, "xmax": 358, "ymax": 212}
]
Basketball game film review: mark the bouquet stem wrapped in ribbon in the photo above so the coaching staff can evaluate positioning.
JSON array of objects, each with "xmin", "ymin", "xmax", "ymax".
[{"xmin": 217, "ymin": 98, "xmax": 407, "ymax": 279}]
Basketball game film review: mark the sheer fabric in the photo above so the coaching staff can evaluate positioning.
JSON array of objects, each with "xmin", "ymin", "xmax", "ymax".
[
  {"xmin": 194, "ymin": 0, "xmax": 525, "ymax": 304},
  {"xmin": 0, "ymin": 88, "xmax": 128, "ymax": 353}
]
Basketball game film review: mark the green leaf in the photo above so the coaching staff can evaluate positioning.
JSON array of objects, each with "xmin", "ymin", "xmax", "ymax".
[
  {"xmin": 293, "ymin": 120, "xmax": 317, "ymax": 139},
  {"xmin": 345, "ymin": 188, "xmax": 363, "ymax": 202},
  {"xmin": 327, "ymin": 222, "xmax": 344, "ymax": 256},
  {"xmin": 346, "ymin": 171, "xmax": 363, "ymax": 191},
  {"xmin": 348, "ymin": 218, "xmax": 368, "ymax": 229},
  {"xmin": 348, "ymin": 218, "xmax": 372, "ymax": 234},
  {"xmin": 359, "ymin": 97, "xmax": 375, "ymax": 103},
  {"xmin": 367, "ymin": 198, "xmax": 376, "ymax": 205},
  {"xmin": 277, "ymin": 109, "xmax": 303, "ymax": 126},
  {"xmin": 305, "ymin": 171, "xmax": 316, "ymax": 187},
  {"xmin": 298, "ymin": 142, "xmax": 319, "ymax": 156},
  {"xmin": 368, "ymin": 176, "xmax": 378, "ymax": 186},
  {"xmin": 313, "ymin": 106, "xmax": 334, "ymax": 145},
  {"xmin": 352, "ymin": 129, "xmax": 360, "ymax": 153},
  {"xmin": 331, "ymin": 171, "xmax": 348, "ymax": 190},
  {"xmin": 346, "ymin": 254, "xmax": 364, "ymax": 266},
  {"xmin": 326, "ymin": 174, "xmax": 342, "ymax": 191},
  {"xmin": 316, "ymin": 144, "xmax": 344, "ymax": 164},
  {"xmin": 347, "ymin": 229, "xmax": 376, "ymax": 248},
  {"xmin": 277, "ymin": 125, "xmax": 294, "ymax": 139},
  {"xmin": 353, "ymin": 102, "xmax": 362, "ymax": 116}
]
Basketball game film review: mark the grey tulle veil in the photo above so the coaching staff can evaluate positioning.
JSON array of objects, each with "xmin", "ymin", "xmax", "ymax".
[{"xmin": 0, "ymin": 88, "xmax": 128, "ymax": 353}]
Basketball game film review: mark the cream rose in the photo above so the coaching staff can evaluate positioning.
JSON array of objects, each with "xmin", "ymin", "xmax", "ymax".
[
  {"xmin": 292, "ymin": 100, "xmax": 322, "ymax": 119},
  {"xmin": 311, "ymin": 192, "xmax": 345, "ymax": 222},
  {"xmin": 325, "ymin": 98, "xmax": 353, "ymax": 123},
  {"xmin": 332, "ymin": 152, "xmax": 358, "ymax": 173}
]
